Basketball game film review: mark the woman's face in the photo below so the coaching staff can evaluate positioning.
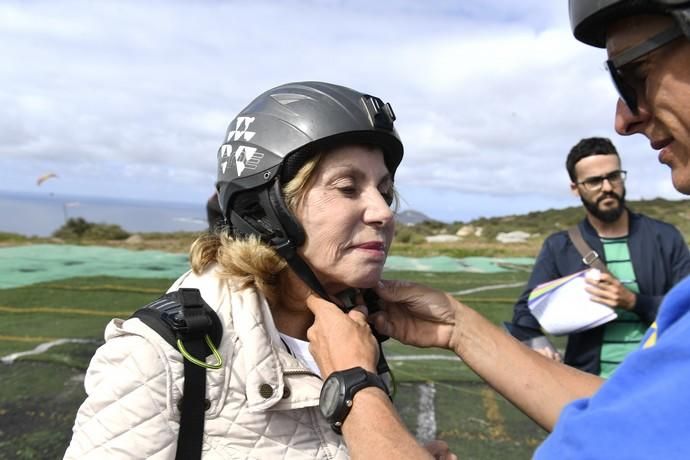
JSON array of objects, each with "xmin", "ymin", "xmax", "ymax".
[{"xmin": 295, "ymin": 145, "xmax": 395, "ymax": 294}]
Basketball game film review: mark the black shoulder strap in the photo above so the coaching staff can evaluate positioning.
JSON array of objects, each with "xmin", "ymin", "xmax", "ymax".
[
  {"xmin": 567, "ymin": 225, "xmax": 609, "ymax": 273},
  {"xmin": 131, "ymin": 288, "xmax": 222, "ymax": 460}
]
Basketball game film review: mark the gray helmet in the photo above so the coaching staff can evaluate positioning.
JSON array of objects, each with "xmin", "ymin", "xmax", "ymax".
[
  {"xmin": 215, "ymin": 81, "xmax": 403, "ymax": 299},
  {"xmin": 570, "ymin": 0, "xmax": 690, "ymax": 47}
]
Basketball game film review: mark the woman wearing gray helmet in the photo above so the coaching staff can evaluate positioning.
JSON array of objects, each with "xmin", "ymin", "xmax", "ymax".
[{"xmin": 64, "ymin": 81, "xmax": 447, "ymax": 459}]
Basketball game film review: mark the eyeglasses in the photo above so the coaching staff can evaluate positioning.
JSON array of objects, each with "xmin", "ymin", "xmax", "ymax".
[
  {"xmin": 606, "ymin": 24, "xmax": 683, "ymax": 115},
  {"xmin": 576, "ymin": 170, "xmax": 627, "ymax": 191}
]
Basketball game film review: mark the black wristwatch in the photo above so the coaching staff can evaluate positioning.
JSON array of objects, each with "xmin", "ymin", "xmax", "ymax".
[{"xmin": 319, "ymin": 367, "xmax": 388, "ymax": 434}]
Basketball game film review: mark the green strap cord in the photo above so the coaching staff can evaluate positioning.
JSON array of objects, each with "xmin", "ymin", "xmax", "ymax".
[{"xmin": 177, "ymin": 335, "xmax": 223, "ymax": 370}]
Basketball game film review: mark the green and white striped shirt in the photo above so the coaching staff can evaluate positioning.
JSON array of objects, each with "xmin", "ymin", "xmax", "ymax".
[{"xmin": 599, "ymin": 236, "xmax": 648, "ymax": 378}]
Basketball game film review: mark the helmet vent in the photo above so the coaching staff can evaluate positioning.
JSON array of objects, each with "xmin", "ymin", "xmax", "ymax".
[{"xmin": 271, "ymin": 93, "xmax": 316, "ymax": 106}]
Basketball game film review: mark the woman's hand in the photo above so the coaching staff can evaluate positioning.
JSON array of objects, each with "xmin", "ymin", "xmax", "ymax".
[
  {"xmin": 424, "ymin": 440, "xmax": 458, "ymax": 460},
  {"xmin": 306, "ymin": 294, "xmax": 379, "ymax": 377}
]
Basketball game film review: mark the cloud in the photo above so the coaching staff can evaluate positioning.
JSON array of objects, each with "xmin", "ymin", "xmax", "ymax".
[{"xmin": 0, "ymin": 0, "xmax": 684, "ymax": 221}]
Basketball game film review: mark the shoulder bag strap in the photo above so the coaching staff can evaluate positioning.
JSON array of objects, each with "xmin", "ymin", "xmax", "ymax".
[{"xmin": 567, "ymin": 225, "xmax": 609, "ymax": 273}]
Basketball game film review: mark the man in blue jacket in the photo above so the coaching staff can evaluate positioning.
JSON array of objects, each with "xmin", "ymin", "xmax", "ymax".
[{"xmin": 510, "ymin": 136, "xmax": 690, "ymax": 377}]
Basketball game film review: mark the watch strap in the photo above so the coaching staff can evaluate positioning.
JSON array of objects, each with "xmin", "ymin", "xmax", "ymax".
[{"xmin": 323, "ymin": 367, "xmax": 387, "ymax": 434}]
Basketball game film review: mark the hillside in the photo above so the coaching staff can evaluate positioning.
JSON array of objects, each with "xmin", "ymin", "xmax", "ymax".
[
  {"xmin": 460, "ymin": 197, "xmax": 690, "ymax": 241},
  {"xmin": 396, "ymin": 209, "xmax": 435, "ymax": 226},
  {"xmin": 391, "ymin": 197, "xmax": 690, "ymax": 258}
]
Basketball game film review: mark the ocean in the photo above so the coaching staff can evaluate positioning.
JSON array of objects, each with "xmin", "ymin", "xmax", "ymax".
[{"xmin": 0, "ymin": 190, "xmax": 209, "ymax": 237}]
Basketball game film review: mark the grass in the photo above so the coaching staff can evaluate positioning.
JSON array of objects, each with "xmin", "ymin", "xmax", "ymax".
[
  {"xmin": 390, "ymin": 240, "xmax": 543, "ymax": 258},
  {"xmin": 0, "ymin": 361, "xmax": 91, "ymax": 460},
  {"xmin": 0, "ymin": 270, "xmax": 552, "ymax": 459},
  {"xmin": 0, "ymin": 277, "xmax": 172, "ymax": 357},
  {"xmin": 0, "ymin": 232, "xmax": 33, "ymax": 244}
]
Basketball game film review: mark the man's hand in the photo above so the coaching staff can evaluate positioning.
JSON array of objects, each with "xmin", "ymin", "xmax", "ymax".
[
  {"xmin": 305, "ymin": 294, "xmax": 379, "ymax": 377},
  {"xmin": 584, "ymin": 271, "xmax": 636, "ymax": 310},
  {"xmin": 372, "ymin": 279, "xmax": 460, "ymax": 351}
]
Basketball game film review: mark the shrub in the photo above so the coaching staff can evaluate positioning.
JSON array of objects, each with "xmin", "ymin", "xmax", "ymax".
[
  {"xmin": 83, "ymin": 223, "xmax": 130, "ymax": 240},
  {"xmin": 52, "ymin": 218, "xmax": 130, "ymax": 241},
  {"xmin": 395, "ymin": 226, "xmax": 426, "ymax": 244},
  {"xmin": 0, "ymin": 232, "xmax": 30, "ymax": 243}
]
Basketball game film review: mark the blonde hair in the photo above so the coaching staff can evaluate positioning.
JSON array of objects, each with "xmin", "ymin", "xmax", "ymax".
[{"xmin": 190, "ymin": 153, "xmax": 322, "ymax": 307}]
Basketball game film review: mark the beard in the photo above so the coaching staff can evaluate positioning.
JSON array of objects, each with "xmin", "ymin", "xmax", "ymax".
[{"xmin": 581, "ymin": 189, "xmax": 626, "ymax": 223}]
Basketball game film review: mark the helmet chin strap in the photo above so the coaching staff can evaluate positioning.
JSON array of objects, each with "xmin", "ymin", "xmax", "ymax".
[
  {"xmin": 271, "ymin": 240, "xmax": 333, "ymax": 303},
  {"xmin": 276, "ymin": 240, "xmax": 366, "ymax": 313},
  {"xmin": 229, "ymin": 183, "xmax": 355, "ymax": 310}
]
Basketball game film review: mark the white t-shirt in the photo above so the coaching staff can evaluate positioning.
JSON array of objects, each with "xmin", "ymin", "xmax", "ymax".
[{"xmin": 279, "ymin": 333, "xmax": 322, "ymax": 377}]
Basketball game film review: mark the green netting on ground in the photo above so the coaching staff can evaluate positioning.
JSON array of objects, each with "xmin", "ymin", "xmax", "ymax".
[
  {"xmin": 384, "ymin": 255, "xmax": 534, "ymax": 273},
  {"xmin": 0, "ymin": 244, "xmax": 190, "ymax": 289},
  {"xmin": 0, "ymin": 245, "xmax": 535, "ymax": 289}
]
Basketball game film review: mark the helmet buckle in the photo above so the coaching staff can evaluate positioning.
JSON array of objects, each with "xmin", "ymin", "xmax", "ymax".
[{"xmin": 363, "ymin": 95, "xmax": 396, "ymax": 130}]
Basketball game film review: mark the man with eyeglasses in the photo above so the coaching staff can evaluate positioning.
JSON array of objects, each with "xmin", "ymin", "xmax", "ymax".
[
  {"xmin": 509, "ymin": 136, "xmax": 690, "ymax": 378},
  {"xmin": 304, "ymin": 1, "xmax": 690, "ymax": 458}
]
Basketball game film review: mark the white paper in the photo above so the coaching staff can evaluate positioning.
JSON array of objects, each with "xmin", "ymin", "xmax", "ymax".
[{"xmin": 528, "ymin": 269, "xmax": 617, "ymax": 336}]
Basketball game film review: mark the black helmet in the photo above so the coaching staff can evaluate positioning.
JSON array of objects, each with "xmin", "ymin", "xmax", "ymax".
[
  {"xmin": 569, "ymin": 0, "xmax": 690, "ymax": 47},
  {"xmin": 215, "ymin": 81, "xmax": 403, "ymax": 299}
]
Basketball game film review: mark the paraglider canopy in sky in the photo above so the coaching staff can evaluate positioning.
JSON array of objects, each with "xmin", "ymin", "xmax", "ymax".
[{"xmin": 36, "ymin": 172, "xmax": 58, "ymax": 186}]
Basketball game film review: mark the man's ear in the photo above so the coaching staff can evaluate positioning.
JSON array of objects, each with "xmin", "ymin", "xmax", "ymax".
[{"xmin": 570, "ymin": 182, "xmax": 580, "ymax": 198}]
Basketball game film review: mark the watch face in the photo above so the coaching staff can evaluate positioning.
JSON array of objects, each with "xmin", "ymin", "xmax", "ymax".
[{"xmin": 319, "ymin": 376, "xmax": 344, "ymax": 420}]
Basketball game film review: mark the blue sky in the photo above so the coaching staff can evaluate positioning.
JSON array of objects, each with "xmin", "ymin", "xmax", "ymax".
[{"xmin": 1, "ymin": 0, "xmax": 687, "ymax": 223}]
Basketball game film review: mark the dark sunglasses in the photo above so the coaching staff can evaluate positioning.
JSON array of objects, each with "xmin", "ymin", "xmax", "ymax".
[{"xmin": 606, "ymin": 24, "xmax": 684, "ymax": 115}]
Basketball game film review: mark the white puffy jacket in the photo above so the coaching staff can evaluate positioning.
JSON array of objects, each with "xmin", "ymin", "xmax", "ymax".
[{"xmin": 64, "ymin": 266, "xmax": 348, "ymax": 459}]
